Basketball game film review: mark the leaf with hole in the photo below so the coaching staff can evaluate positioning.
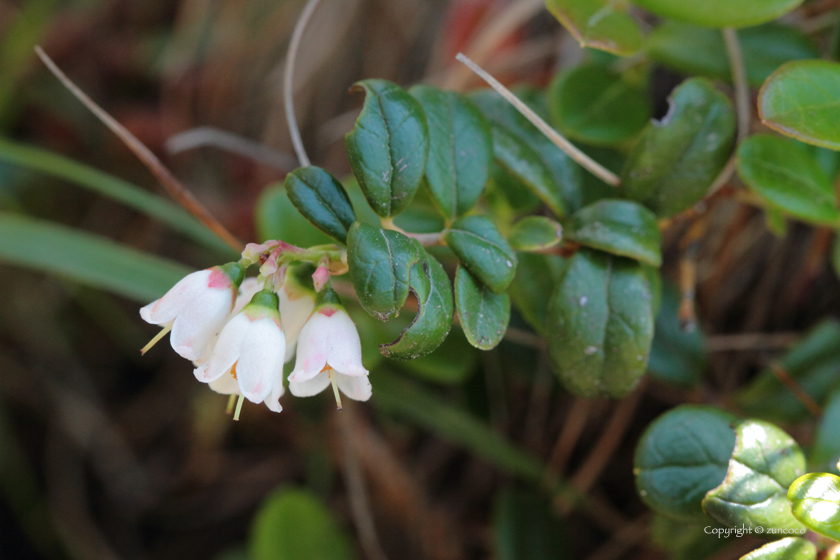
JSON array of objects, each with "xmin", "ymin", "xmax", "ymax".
[
  {"xmin": 759, "ymin": 60, "xmax": 840, "ymax": 151},
  {"xmin": 634, "ymin": 405, "xmax": 737, "ymax": 521},
  {"xmin": 567, "ymin": 199, "xmax": 661, "ymax": 266},
  {"xmin": 345, "ymin": 79, "xmax": 429, "ymax": 218},
  {"xmin": 284, "ymin": 166, "xmax": 356, "ymax": 243},
  {"xmin": 546, "ymin": 249, "xmax": 655, "ymax": 397},
  {"xmin": 702, "ymin": 420, "xmax": 807, "ymax": 531},
  {"xmin": 508, "ymin": 216, "xmax": 562, "ymax": 252},
  {"xmin": 544, "ymin": 0, "xmax": 644, "ymax": 55},
  {"xmin": 788, "ymin": 472, "xmax": 840, "ymax": 541},
  {"xmin": 548, "ymin": 63, "xmax": 650, "ymax": 146},
  {"xmin": 410, "ymin": 85, "xmax": 492, "ymax": 222},
  {"xmin": 621, "ymin": 78, "xmax": 735, "ymax": 218},
  {"xmin": 455, "ymin": 266, "xmax": 510, "ymax": 351},
  {"xmin": 631, "ymin": 0, "xmax": 804, "ymax": 28},
  {"xmin": 444, "ymin": 215, "xmax": 517, "ymax": 294},
  {"xmin": 737, "ymin": 135, "xmax": 839, "ymax": 226}
]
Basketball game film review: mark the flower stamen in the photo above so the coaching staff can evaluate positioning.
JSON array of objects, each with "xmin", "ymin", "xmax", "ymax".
[
  {"xmin": 328, "ymin": 368, "xmax": 343, "ymax": 411},
  {"xmin": 140, "ymin": 323, "xmax": 173, "ymax": 355},
  {"xmin": 225, "ymin": 394, "xmax": 237, "ymax": 414},
  {"xmin": 233, "ymin": 393, "xmax": 245, "ymax": 421}
]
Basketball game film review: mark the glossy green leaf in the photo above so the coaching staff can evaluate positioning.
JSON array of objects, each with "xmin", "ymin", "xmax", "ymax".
[
  {"xmin": 455, "ymin": 266, "xmax": 510, "ymax": 351},
  {"xmin": 444, "ymin": 215, "xmax": 517, "ymax": 294},
  {"xmin": 250, "ymin": 488, "xmax": 354, "ymax": 560},
  {"xmin": 509, "ymin": 253, "xmax": 568, "ymax": 335},
  {"xmin": 544, "ymin": 0, "xmax": 644, "ymax": 55},
  {"xmin": 346, "ymin": 222, "xmax": 420, "ymax": 321},
  {"xmin": 567, "ymin": 199, "xmax": 662, "ymax": 266},
  {"xmin": 622, "ymin": 78, "xmax": 736, "ymax": 218},
  {"xmin": 703, "ymin": 420, "xmax": 807, "ymax": 531},
  {"xmin": 0, "ymin": 137, "xmax": 232, "ymax": 255},
  {"xmin": 737, "ymin": 135, "xmax": 839, "ymax": 226},
  {"xmin": 634, "ymin": 406, "xmax": 737, "ymax": 521},
  {"xmin": 741, "ymin": 538, "xmax": 816, "ymax": 560},
  {"xmin": 472, "ymin": 88, "xmax": 582, "ymax": 216},
  {"xmin": 380, "ymin": 245, "xmax": 454, "ymax": 360},
  {"xmin": 345, "ymin": 79, "xmax": 429, "ymax": 217},
  {"xmin": 256, "ymin": 185, "xmax": 334, "ymax": 247},
  {"xmin": 737, "ymin": 320, "xmax": 840, "ymax": 424},
  {"xmin": 508, "ymin": 216, "xmax": 562, "ymax": 252},
  {"xmin": 284, "ymin": 166, "xmax": 355, "ymax": 243},
  {"xmin": 0, "ymin": 213, "xmax": 189, "ymax": 302},
  {"xmin": 647, "ymin": 23, "xmax": 818, "ymax": 88},
  {"xmin": 396, "ymin": 328, "xmax": 478, "ymax": 385},
  {"xmin": 410, "ymin": 85, "xmax": 492, "ymax": 222},
  {"xmin": 494, "ymin": 487, "xmax": 569, "ymax": 560},
  {"xmin": 811, "ymin": 390, "xmax": 840, "ymax": 475},
  {"xmin": 631, "ymin": 0, "xmax": 803, "ymax": 28},
  {"xmin": 647, "ymin": 282, "xmax": 708, "ymax": 388},
  {"xmin": 546, "ymin": 249, "xmax": 655, "ymax": 397},
  {"xmin": 548, "ymin": 64, "xmax": 650, "ymax": 146},
  {"xmin": 788, "ymin": 473, "xmax": 840, "ymax": 541},
  {"xmin": 760, "ymin": 60, "xmax": 840, "ymax": 151}
]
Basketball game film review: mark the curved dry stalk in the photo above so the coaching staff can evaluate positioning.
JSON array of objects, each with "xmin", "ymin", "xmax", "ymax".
[
  {"xmin": 34, "ymin": 46, "xmax": 243, "ymax": 252},
  {"xmin": 165, "ymin": 126, "xmax": 296, "ymax": 170},
  {"xmin": 284, "ymin": 0, "xmax": 322, "ymax": 168},
  {"xmin": 455, "ymin": 53, "xmax": 621, "ymax": 187}
]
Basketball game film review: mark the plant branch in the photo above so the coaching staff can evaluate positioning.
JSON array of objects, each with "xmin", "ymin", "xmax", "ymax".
[
  {"xmin": 285, "ymin": 0, "xmax": 322, "ymax": 168},
  {"xmin": 35, "ymin": 46, "xmax": 244, "ymax": 252},
  {"xmin": 455, "ymin": 53, "xmax": 621, "ymax": 187}
]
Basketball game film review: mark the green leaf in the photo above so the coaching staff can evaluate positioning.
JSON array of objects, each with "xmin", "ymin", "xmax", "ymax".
[
  {"xmin": 250, "ymin": 488, "xmax": 354, "ymax": 560},
  {"xmin": 444, "ymin": 215, "xmax": 517, "ymax": 294},
  {"xmin": 548, "ymin": 64, "xmax": 650, "ymax": 146},
  {"xmin": 546, "ymin": 249, "xmax": 655, "ymax": 397},
  {"xmin": 650, "ymin": 515, "xmax": 732, "ymax": 560},
  {"xmin": 703, "ymin": 420, "xmax": 807, "ymax": 531},
  {"xmin": 494, "ymin": 488, "xmax": 569, "ymax": 560},
  {"xmin": 508, "ymin": 216, "xmax": 562, "ymax": 252},
  {"xmin": 396, "ymin": 328, "xmax": 479, "ymax": 385},
  {"xmin": 0, "ymin": 137, "xmax": 233, "ymax": 255},
  {"xmin": 284, "ymin": 166, "xmax": 356, "ymax": 243},
  {"xmin": 346, "ymin": 222, "xmax": 420, "ymax": 321},
  {"xmin": 455, "ymin": 266, "xmax": 510, "ymax": 351},
  {"xmin": 509, "ymin": 252, "xmax": 568, "ymax": 335},
  {"xmin": 630, "ymin": 0, "xmax": 803, "ymax": 28},
  {"xmin": 544, "ymin": 0, "xmax": 644, "ymax": 55},
  {"xmin": 566, "ymin": 199, "xmax": 662, "ymax": 266},
  {"xmin": 345, "ymin": 79, "xmax": 429, "ymax": 218},
  {"xmin": 472, "ymin": 89, "xmax": 582, "ymax": 216},
  {"xmin": 409, "ymin": 85, "xmax": 492, "ymax": 222},
  {"xmin": 0, "ymin": 212, "xmax": 190, "ymax": 302},
  {"xmin": 741, "ymin": 538, "xmax": 816, "ymax": 560},
  {"xmin": 647, "ymin": 282, "xmax": 708, "ymax": 388},
  {"xmin": 759, "ymin": 60, "xmax": 840, "ymax": 151},
  {"xmin": 647, "ymin": 23, "xmax": 818, "ymax": 89},
  {"xmin": 737, "ymin": 320, "xmax": 840, "ymax": 424},
  {"xmin": 811, "ymin": 390, "xmax": 840, "ymax": 475},
  {"xmin": 788, "ymin": 472, "xmax": 840, "ymax": 541},
  {"xmin": 256, "ymin": 185, "xmax": 335, "ymax": 247},
  {"xmin": 380, "ymin": 245, "xmax": 454, "ymax": 360},
  {"xmin": 634, "ymin": 405, "xmax": 737, "ymax": 521},
  {"xmin": 737, "ymin": 134, "xmax": 839, "ymax": 226},
  {"xmin": 622, "ymin": 78, "xmax": 736, "ymax": 218}
]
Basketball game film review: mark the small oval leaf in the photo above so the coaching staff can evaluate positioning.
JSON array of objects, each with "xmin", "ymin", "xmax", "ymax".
[
  {"xmin": 345, "ymin": 79, "xmax": 429, "ymax": 218},
  {"xmin": 346, "ymin": 222, "xmax": 420, "ymax": 321},
  {"xmin": 759, "ymin": 60, "xmax": 840, "ymax": 152},
  {"xmin": 634, "ymin": 405, "xmax": 737, "ymax": 521},
  {"xmin": 548, "ymin": 63, "xmax": 650, "ymax": 146},
  {"xmin": 567, "ymin": 199, "xmax": 662, "ymax": 266},
  {"xmin": 544, "ymin": 0, "xmax": 644, "ymax": 55},
  {"xmin": 256, "ymin": 185, "xmax": 334, "ymax": 247},
  {"xmin": 741, "ymin": 538, "xmax": 816, "ymax": 560},
  {"xmin": 788, "ymin": 472, "xmax": 840, "ymax": 541},
  {"xmin": 546, "ymin": 249, "xmax": 655, "ymax": 398},
  {"xmin": 455, "ymin": 266, "xmax": 511, "ymax": 351},
  {"xmin": 703, "ymin": 420, "xmax": 807, "ymax": 531},
  {"xmin": 622, "ymin": 78, "xmax": 736, "ymax": 218},
  {"xmin": 508, "ymin": 216, "xmax": 563, "ymax": 252},
  {"xmin": 737, "ymin": 134, "xmax": 839, "ymax": 225},
  {"xmin": 509, "ymin": 253, "xmax": 569, "ymax": 336},
  {"xmin": 631, "ymin": 0, "xmax": 803, "ymax": 28},
  {"xmin": 410, "ymin": 85, "xmax": 492, "ymax": 222},
  {"xmin": 444, "ymin": 215, "xmax": 517, "ymax": 294},
  {"xmin": 285, "ymin": 166, "xmax": 356, "ymax": 243}
]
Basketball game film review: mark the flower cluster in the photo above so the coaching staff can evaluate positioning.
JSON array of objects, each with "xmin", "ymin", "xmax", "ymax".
[{"xmin": 139, "ymin": 241, "xmax": 369, "ymax": 420}]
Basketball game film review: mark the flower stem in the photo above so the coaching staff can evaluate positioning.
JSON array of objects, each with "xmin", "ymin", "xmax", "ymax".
[
  {"xmin": 233, "ymin": 394, "xmax": 245, "ymax": 421},
  {"xmin": 140, "ymin": 323, "xmax": 172, "ymax": 355}
]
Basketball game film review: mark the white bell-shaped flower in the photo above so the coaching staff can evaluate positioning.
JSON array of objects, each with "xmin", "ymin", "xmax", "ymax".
[
  {"xmin": 140, "ymin": 262, "xmax": 245, "ymax": 360},
  {"xmin": 193, "ymin": 277, "xmax": 264, "ymax": 367},
  {"xmin": 288, "ymin": 285, "xmax": 370, "ymax": 404},
  {"xmin": 194, "ymin": 289, "xmax": 286, "ymax": 412}
]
